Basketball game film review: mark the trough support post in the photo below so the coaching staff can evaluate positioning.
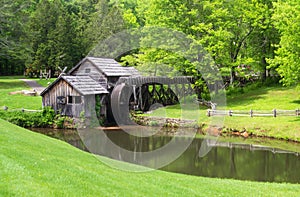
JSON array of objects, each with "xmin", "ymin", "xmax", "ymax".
[
  {"xmin": 132, "ymin": 85, "xmax": 137, "ymax": 104},
  {"xmin": 139, "ymin": 86, "xmax": 142, "ymax": 109}
]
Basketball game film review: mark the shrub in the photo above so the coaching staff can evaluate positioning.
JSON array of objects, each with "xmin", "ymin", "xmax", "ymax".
[{"xmin": 0, "ymin": 107, "xmax": 55, "ymax": 128}]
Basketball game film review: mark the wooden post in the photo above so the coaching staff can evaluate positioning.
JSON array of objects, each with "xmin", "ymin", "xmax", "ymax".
[
  {"xmin": 250, "ymin": 109, "xmax": 253, "ymax": 117},
  {"xmin": 139, "ymin": 86, "xmax": 143, "ymax": 109},
  {"xmin": 207, "ymin": 109, "xmax": 211, "ymax": 117},
  {"xmin": 296, "ymin": 109, "xmax": 299, "ymax": 116},
  {"xmin": 229, "ymin": 110, "xmax": 233, "ymax": 116},
  {"xmin": 273, "ymin": 109, "xmax": 277, "ymax": 117}
]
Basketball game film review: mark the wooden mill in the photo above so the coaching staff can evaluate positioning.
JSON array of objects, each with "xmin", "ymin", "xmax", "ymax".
[{"xmin": 41, "ymin": 57, "xmax": 195, "ymax": 124}]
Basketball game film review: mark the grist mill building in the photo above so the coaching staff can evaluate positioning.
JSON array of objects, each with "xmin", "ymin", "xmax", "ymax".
[{"xmin": 40, "ymin": 57, "xmax": 140, "ymax": 120}]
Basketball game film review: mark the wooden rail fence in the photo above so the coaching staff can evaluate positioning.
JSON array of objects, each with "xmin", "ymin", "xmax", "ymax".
[
  {"xmin": 207, "ymin": 109, "xmax": 300, "ymax": 117},
  {"xmin": 1, "ymin": 106, "xmax": 42, "ymax": 113}
]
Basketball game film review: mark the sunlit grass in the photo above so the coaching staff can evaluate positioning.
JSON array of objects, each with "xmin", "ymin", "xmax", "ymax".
[
  {"xmin": 143, "ymin": 85, "xmax": 300, "ymax": 141},
  {"xmin": 226, "ymin": 85, "xmax": 300, "ymax": 110},
  {"xmin": 32, "ymin": 78, "xmax": 57, "ymax": 87},
  {"xmin": 1, "ymin": 119, "xmax": 300, "ymax": 196},
  {"xmin": 0, "ymin": 77, "xmax": 42, "ymax": 110}
]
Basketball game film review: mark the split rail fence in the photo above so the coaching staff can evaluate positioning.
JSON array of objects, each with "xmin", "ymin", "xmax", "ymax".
[
  {"xmin": 207, "ymin": 109, "xmax": 300, "ymax": 117},
  {"xmin": 1, "ymin": 106, "xmax": 42, "ymax": 113}
]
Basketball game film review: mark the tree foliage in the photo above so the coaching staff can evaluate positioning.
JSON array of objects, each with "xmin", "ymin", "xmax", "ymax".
[
  {"xmin": 268, "ymin": 0, "xmax": 300, "ymax": 86},
  {"xmin": 0, "ymin": 0, "xmax": 298, "ymax": 88}
]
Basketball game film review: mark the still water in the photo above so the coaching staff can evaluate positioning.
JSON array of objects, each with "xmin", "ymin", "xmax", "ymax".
[{"xmin": 30, "ymin": 128, "xmax": 300, "ymax": 183}]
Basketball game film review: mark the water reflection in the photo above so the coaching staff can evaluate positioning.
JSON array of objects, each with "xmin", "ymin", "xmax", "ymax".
[
  {"xmin": 30, "ymin": 128, "xmax": 88, "ymax": 152},
  {"xmin": 30, "ymin": 128, "xmax": 300, "ymax": 183}
]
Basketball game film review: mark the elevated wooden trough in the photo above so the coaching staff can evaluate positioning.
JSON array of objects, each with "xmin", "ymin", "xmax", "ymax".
[{"xmin": 111, "ymin": 76, "xmax": 196, "ymax": 124}]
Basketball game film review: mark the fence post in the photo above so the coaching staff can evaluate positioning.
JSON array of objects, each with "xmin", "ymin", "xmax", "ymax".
[
  {"xmin": 229, "ymin": 110, "xmax": 233, "ymax": 116},
  {"xmin": 296, "ymin": 109, "xmax": 300, "ymax": 116},
  {"xmin": 207, "ymin": 109, "xmax": 211, "ymax": 117},
  {"xmin": 21, "ymin": 108, "xmax": 25, "ymax": 113},
  {"xmin": 273, "ymin": 109, "xmax": 277, "ymax": 117},
  {"xmin": 250, "ymin": 109, "xmax": 253, "ymax": 117}
]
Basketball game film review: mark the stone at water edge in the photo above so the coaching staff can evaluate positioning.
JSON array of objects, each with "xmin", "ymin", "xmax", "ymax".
[{"xmin": 241, "ymin": 131, "xmax": 249, "ymax": 138}]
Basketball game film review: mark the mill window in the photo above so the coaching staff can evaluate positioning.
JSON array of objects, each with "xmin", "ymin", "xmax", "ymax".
[
  {"xmin": 85, "ymin": 68, "xmax": 91, "ymax": 73},
  {"xmin": 68, "ymin": 96, "xmax": 82, "ymax": 104}
]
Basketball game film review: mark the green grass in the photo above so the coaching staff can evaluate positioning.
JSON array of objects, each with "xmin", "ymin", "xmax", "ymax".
[
  {"xmin": 227, "ymin": 85, "xmax": 300, "ymax": 110},
  {"xmin": 1, "ymin": 118, "xmax": 300, "ymax": 196},
  {"xmin": 32, "ymin": 78, "xmax": 57, "ymax": 87},
  {"xmin": 224, "ymin": 85, "xmax": 300, "ymax": 141},
  {"xmin": 144, "ymin": 85, "xmax": 300, "ymax": 141},
  {"xmin": 0, "ymin": 77, "xmax": 42, "ymax": 110}
]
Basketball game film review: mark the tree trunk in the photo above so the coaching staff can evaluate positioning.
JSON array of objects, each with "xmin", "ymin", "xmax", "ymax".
[
  {"xmin": 230, "ymin": 67, "xmax": 236, "ymax": 85},
  {"xmin": 261, "ymin": 56, "xmax": 267, "ymax": 82}
]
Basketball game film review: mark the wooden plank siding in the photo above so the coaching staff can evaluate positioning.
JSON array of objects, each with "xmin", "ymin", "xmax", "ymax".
[{"xmin": 42, "ymin": 79, "xmax": 83, "ymax": 117}]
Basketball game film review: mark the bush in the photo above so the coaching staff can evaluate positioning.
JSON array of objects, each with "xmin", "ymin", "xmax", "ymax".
[{"xmin": 0, "ymin": 107, "xmax": 55, "ymax": 128}]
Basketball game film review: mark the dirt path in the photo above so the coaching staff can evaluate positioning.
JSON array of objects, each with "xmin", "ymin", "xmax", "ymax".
[{"xmin": 20, "ymin": 79, "xmax": 45, "ymax": 95}]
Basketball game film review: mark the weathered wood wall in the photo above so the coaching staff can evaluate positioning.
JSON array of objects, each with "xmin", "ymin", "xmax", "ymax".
[
  {"xmin": 42, "ymin": 79, "xmax": 82, "ymax": 117},
  {"xmin": 42, "ymin": 79, "xmax": 107, "ymax": 118}
]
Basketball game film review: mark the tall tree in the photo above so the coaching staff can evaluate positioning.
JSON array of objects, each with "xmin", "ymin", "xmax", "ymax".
[
  {"xmin": 268, "ymin": 0, "xmax": 300, "ymax": 86},
  {"xmin": 27, "ymin": 0, "xmax": 85, "ymax": 76},
  {"xmin": 83, "ymin": 0, "xmax": 125, "ymax": 55},
  {"xmin": 0, "ymin": 0, "xmax": 32, "ymax": 75}
]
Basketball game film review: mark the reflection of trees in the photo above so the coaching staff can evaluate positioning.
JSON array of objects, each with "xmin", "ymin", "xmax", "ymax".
[
  {"xmin": 230, "ymin": 148, "xmax": 236, "ymax": 176},
  {"xmin": 82, "ymin": 130, "xmax": 300, "ymax": 183}
]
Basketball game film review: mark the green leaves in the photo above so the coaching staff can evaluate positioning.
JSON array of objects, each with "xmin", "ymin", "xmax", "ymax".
[{"xmin": 268, "ymin": 0, "xmax": 300, "ymax": 86}]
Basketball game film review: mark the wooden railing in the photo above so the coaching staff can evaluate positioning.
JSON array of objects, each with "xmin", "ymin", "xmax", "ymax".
[
  {"xmin": 207, "ymin": 109, "xmax": 300, "ymax": 117},
  {"xmin": 1, "ymin": 106, "xmax": 42, "ymax": 113}
]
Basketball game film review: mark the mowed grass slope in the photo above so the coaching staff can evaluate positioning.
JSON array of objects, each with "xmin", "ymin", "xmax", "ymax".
[{"xmin": 1, "ymin": 119, "xmax": 300, "ymax": 196}]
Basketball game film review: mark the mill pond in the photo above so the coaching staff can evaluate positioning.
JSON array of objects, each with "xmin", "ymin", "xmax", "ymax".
[{"xmin": 30, "ymin": 127, "xmax": 300, "ymax": 184}]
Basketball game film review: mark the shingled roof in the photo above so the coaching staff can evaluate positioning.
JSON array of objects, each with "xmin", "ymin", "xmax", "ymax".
[
  {"xmin": 40, "ymin": 75, "xmax": 108, "ymax": 96},
  {"xmin": 68, "ymin": 57, "xmax": 140, "ymax": 77}
]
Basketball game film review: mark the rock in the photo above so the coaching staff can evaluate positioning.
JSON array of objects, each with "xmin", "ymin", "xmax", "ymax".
[
  {"xmin": 9, "ymin": 91, "xmax": 22, "ymax": 95},
  {"xmin": 207, "ymin": 127, "xmax": 222, "ymax": 136},
  {"xmin": 241, "ymin": 131, "xmax": 249, "ymax": 138},
  {"xmin": 22, "ymin": 90, "xmax": 37, "ymax": 96},
  {"xmin": 232, "ymin": 131, "xmax": 240, "ymax": 136}
]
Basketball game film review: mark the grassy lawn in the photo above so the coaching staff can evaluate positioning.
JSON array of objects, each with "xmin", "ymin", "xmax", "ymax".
[
  {"xmin": 224, "ymin": 85, "xmax": 300, "ymax": 141},
  {"xmin": 0, "ymin": 76, "xmax": 56, "ymax": 110},
  {"xmin": 226, "ymin": 85, "xmax": 300, "ymax": 110},
  {"xmin": 0, "ymin": 77, "xmax": 42, "ymax": 110},
  {"xmin": 144, "ymin": 85, "xmax": 300, "ymax": 141},
  {"xmin": 32, "ymin": 78, "xmax": 57, "ymax": 87},
  {"xmin": 1, "ymin": 119, "xmax": 299, "ymax": 196}
]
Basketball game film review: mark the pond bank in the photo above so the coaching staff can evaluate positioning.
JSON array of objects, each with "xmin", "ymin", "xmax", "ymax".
[{"xmin": 132, "ymin": 114, "xmax": 300, "ymax": 143}]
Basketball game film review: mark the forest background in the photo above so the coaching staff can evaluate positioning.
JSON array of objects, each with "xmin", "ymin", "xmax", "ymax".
[{"xmin": 1, "ymin": 0, "xmax": 300, "ymax": 88}]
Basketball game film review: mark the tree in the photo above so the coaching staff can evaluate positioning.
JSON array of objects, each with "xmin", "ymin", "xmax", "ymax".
[
  {"xmin": 268, "ymin": 0, "xmax": 300, "ymax": 86},
  {"xmin": 83, "ymin": 0, "xmax": 125, "ymax": 55},
  {"xmin": 0, "ymin": 0, "xmax": 32, "ymax": 75},
  {"xmin": 26, "ymin": 0, "xmax": 86, "ymax": 77}
]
